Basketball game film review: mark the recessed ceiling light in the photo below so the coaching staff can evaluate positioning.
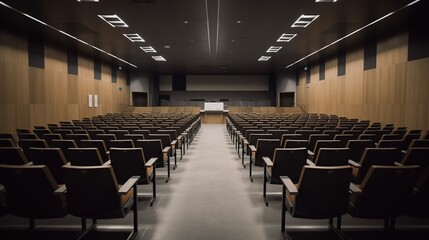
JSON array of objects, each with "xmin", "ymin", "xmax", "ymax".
[
  {"xmin": 277, "ymin": 33, "xmax": 297, "ymax": 42},
  {"xmin": 184, "ymin": 20, "xmax": 189, "ymax": 24},
  {"xmin": 152, "ymin": 56, "xmax": 166, "ymax": 61},
  {"xmin": 164, "ymin": 44, "xmax": 171, "ymax": 49},
  {"xmin": 98, "ymin": 14, "xmax": 128, "ymax": 27},
  {"xmin": 237, "ymin": 20, "xmax": 242, "ymax": 24},
  {"xmin": 258, "ymin": 56, "xmax": 271, "ymax": 61},
  {"xmin": 77, "ymin": 0, "xmax": 99, "ymax": 2},
  {"xmin": 315, "ymin": 0, "xmax": 338, "ymax": 2},
  {"xmin": 267, "ymin": 46, "xmax": 282, "ymax": 53},
  {"xmin": 123, "ymin": 33, "xmax": 145, "ymax": 42},
  {"xmin": 291, "ymin": 14, "xmax": 319, "ymax": 28},
  {"xmin": 140, "ymin": 46, "xmax": 156, "ymax": 53}
]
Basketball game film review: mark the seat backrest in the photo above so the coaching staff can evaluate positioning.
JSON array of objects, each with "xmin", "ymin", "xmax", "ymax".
[
  {"xmin": 77, "ymin": 140, "xmax": 108, "ymax": 163},
  {"xmin": 52, "ymin": 129, "xmax": 73, "ymax": 138},
  {"xmin": 355, "ymin": 148, "xmax": 401, "ymax": 184},
  {"xmin": 284, "ymin": 140, "xmax": 308, "ymax": 148},
  {"xmin": 109, "ymin": 140, "xmax": 135, "ymax": 149},
  {"xmin": 281, "ymin": 134, "xmax": 303, "ymax": 147},
  {"xmin": 312, "ymin": 140, "xmax": 343, "ymax": 160},
  {"xmin": 314, "ymin": 148, "xmax": 350, "ymax": 166},
  {"xmin": 401, "ymin": 147, "xmax": 429, "ymax": 171},
  {"xmin": 346, "ymin": 139, "xmax": 374, "ymax": 162},
  {"xmin": 33, "ymin": 129, "xmax": 51, "ymax": 139},
  {"xmin": 62, "ymin": 165, "xmax": 124, "ymax": 219},
  {"xmin": 123, "ymin": 134, "xmax": 144, "ymax": 146},
  {"xmin": 271, "ymin": 148, "xmax": 307, "ymax": 184},
  {"xmin": 376, "ymin": 139, "xmax": 404, "ymax": 149},
  {"xmin": 402, "ymin": 134, "xmax": 422, "ymax": 151},
  {"xmin": 41, "ymin": 133, "xmax": 62, "ymax": 142},
  {"xmin": 26, "ymin": 147, "xmax": 68, "ymax": 184},
  {"xmin": 109, "ymin": 148, "xmax": 149, "ymax": 184},
  {"xmin": 0, "ymin": 147, "xmax": 29, "ymax": 165},
  {"xmin": 0, "ymin": 138, "xmax": 16, "ymax": 147},
  {"xmin": 137, "ymin": 139, "xmax": 164, "ymax": 168},
  {"xmin": 64, "ymin": 134, "xmax": 90, "ymax": 143},
  {"xmin": 18, "ymin": 133, "xmax": 38, "ymax": 140},
  {"xmin": 86, "ymin": 129, "xmax": 105, "ymax": 139},
  {"xmin": 308, "ymin": 134, "xmax": 331, "ymax": 153},
  {"xmin": 409, "ymin": 139, "xmax": 429, "ymax": 148},
  {"xmin": 157, "ymin": 129, "xmax": 177, "ymax": 141},
  {"xmin": 353, "ymin": 165, "xmax": 420, "ymax": 218},
  {"xmin": 0, "ymin": 164, "xmax": 66, "ymax": 219},
  {"xmin": 67, "ymin": 148, "xmax": 104, "ymax": 166},
  {"xmin": 108, "ymin": 130, "xmax": 129, "ymax": 140},
  {"xmin": 293, "ymin": 165, "xmax": 352, "ymax": 219},
  {"xmin": 147, "ymin": 134, "xmax": 171, "ymax": 148},
  {"xmin": 334, "ymin": 134, "xmax": 356, "ymax": 147},
  {"xmin": 255, "ymin": 139, "xmax": 280, "ymax": 166},
  {"xmin": 93, "ymin": 134, "xmax": 117, "ymax": 149},
  {"xmin": 380, "ymin": 134, "xmax": 402, "ymax": 140}
]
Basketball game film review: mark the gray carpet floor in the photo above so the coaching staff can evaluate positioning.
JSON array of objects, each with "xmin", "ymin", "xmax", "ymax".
[{"xmin": 1, "ymin": 124, "xmax": 429, "ymax": 240}]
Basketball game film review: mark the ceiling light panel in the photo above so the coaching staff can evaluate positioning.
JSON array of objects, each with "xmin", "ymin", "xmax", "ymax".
[
  {"xmin": 315, "ymin": 0, "xmax": 338, "ymax": 2},
  {"xmin": 77, "ymin": 0, "xmax": 99, "ymax": 2},
  {"xmin": 140, "ymin": 46, "xmax": 156, "ymax": 53},
  {"xmin": 123, "ymin": 33, "xmax": 145, "ymax": 42},
  {"xmin": 277, "ymin": 33, "xmax": 297, "ymax": 42},
  {"xmin": 152, "ymin": 56, "xmax": 166, "ymax": 61},
  {"xmin": 267, "ymin": 46, "xmax": 282, "ymax": 53},
  {"xmin": 291, "ymin": 15, "xmax": 319, "ymax": 28},
  {"xmin": 258, "ymin": 56, "xmax": 271, "ymax": 61},
  {"xmin": 98, "ymin": 14, "xmax": 128, "ymax": 27}
]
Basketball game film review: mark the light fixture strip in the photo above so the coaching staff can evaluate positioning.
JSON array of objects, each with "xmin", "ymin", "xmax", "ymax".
[
  {"xmin": 277, "ymin": 33, "xmax": 297, "ymax": 42},
  {"xmin": 258, "ymin": 56, "xmax": 271, "ymax": 61},
  {"xmin": 315, "ymin": 0, "xmax": 338, "ymax": 2},
  {"xmin": 291, "ymin": 15, "xmax": 319, "ymax": 28},
  {"xmin": 123, "ymin": 34, "xmax": 145, "ymax": 42},
  {"xmin": 152, "ymin": 56, "xmax": 166, "ymax": 61},
  {"xmin": 140, "ymin": 46, "xmax": 156, "ymax": 53},
  {"xmin": 267, "ymin": 46, "xmax": 282, "ymax": 53},
  {"xmin": 98, "ymin": 14, "xmax": 129, "ymax": 27}
]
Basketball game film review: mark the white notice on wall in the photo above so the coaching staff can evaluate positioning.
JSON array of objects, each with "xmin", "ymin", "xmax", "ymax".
[
  {"xmin": 94, "ymin": 95, "xmax": 98, "ymax": 108},
  {"xmin": 88, "ymin": 94, "xmax": 93, "ymax": 108}
]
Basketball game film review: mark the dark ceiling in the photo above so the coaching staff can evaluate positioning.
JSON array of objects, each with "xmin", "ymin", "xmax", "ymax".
[{"xmin": 0, "ymin": 0, "xmax": 424, "ymax": 74}]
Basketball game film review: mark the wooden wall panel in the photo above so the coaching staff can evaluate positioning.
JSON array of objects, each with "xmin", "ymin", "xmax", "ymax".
[
  {"xmin": 0, "ymin": 29, "xmax": 130, "ymax": 133},
  {"xmin": 296, "ymin": 31, "xmax": 429, "ymax": 131}
]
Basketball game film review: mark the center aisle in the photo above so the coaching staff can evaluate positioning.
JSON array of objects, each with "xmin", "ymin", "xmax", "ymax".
[{"xmin": 146, "ymin": 124, "xmax": 282, "ymax": 240}]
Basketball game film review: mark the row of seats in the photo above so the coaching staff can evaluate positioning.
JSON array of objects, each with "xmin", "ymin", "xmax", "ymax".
[
  {"xmin": 226, "ymin": 112, "xmax": 429, "ymax": 238},
  {"xmin": 0, "ymin": 112, "xmax": 201, "ymax": 239}
]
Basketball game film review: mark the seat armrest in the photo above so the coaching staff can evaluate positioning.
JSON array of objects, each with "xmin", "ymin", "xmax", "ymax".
[
  {"xmin": 171, "ymin": 140, "xmax": 177, "ymax": 146},
  {"xmin": 262, "ymin": 157, "xmax": 273, "ymax": 167},
  {"xmin": 64, "ymin": 162, "xmax": 71, "ymax": 166},
  {"xmin": 280, "ymin": 176, "xmax": 298, "ymax": 195},
  {"xmin": 103, "ymin": 160, "xmax": 111, "ymax": 166},
  {"xmin": 349, "ymin": 183, "xmax": 363, "ymax": 194},
  {"xmin": 249, "ymin": 145, "xmax": 256, "ymax": 152},
  {"xmin": 118, "ymin": 176, "xmax": 141, "ymax": 195},
  {"xmin": 348, "ymin": 160, "xmax": 361, "ymax": 168},
  {"xmin": 243, "ymin": 139, "xmax": 249, "ymax": 145},
  {"xmin": 394, "ymin": 161, "xmax": 403, "ymax": 166},
  {"xmin": 106, "ymin": 151, "xmax": 110, "ymax": 155},
  {"xmin": 54, "ymin": 184, "xmax": 67, "ymax": 196},
  {"xmin": 163, "ymin": 146, "xmax": 171, "ymax": 160},
  {"xmin": 306, "ymin": 159, "xmax": 315, "ymax": 166},
  {"xmin": 145, "ymin": 157, "xmax": 157, "ymax": 167},
  {"xmin": 307, "ymin": 150, "xmax": 314, "ymax": 156},
  {"xmin": 401, "ymin": 150, "xmax": 407, "ymax": 154}
]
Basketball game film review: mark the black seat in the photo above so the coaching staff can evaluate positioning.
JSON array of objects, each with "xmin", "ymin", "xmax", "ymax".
[
  {"xmin": 0, "ymin": 147, "xmax": 29, "ymax": 165},
  {"xmin": 67, "ymin": 148, "xmax": 105, "ymax": 166},
  {"xmin": 109, "ymin": 148, "xmax": 157, "ymax": 206},
  {"xmin": 26, "ymin": 147, "xmax": 68, "ymax": 184},
  {"xmin": 60, "ymin": 165, "xmax": 139, "ymax": 240},
  {"xmin": 137, "ymin": 139, "xmax": 172, "ymax": 182},
  {"xmin": 0, "ymin": 164, "xmax": 67, "ymax": 228},
  {"xmin": 262, "ymin": 147, "xmax": 307, "ymax": 206}
]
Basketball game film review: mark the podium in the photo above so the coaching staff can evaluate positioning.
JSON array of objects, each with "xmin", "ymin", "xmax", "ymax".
[{"xmin": 200, "ymin": 102, "xmax": 229, "ymax": 124}]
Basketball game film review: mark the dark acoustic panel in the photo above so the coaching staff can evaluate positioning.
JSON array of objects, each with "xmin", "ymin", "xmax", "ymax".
[
  {"xmin": 319, "ymin": 58, "xmax": 325, "ymax": 81},
  {"xmin": 67, "ymin": 48, "xmax": 78, "ymax": 75},
  {"xmin": 28, "ymin": 36, "xmax": 44, "ymax": 69},
  {"xmin": 364, "ymin": 40, "xmax": 377, "ymax": 70},
  {"xmin": 305, "ymin": 66, "xmax": 311, "ymax": 84},
  {"xmin": 172, "ymin": 74, "xmax": 186, "ymax": 91},
  {"xmin": 111, "ymin": 65, "xmax": 117, "ymax": 83},
  {"xmin": 94, "ymin": 57, "xmax": 101, "ymax": 80},
  {"xmin": 408, "ymin": 9, "xmax": 429, "ymax": 61},
  {"xmin": 295, "ymin": 69, "xmax": 300, "ymax": 86},
  {"xmin": 126, "ymin": 69, "xmax": 130, "ymax": 86},
  {"xmin": 337, "ymin": 50, "xmax": 346, "ymax": 76}
]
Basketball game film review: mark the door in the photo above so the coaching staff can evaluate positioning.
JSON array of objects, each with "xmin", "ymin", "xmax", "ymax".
[
  {"xmin": 280, "ymin": 92, "xmax": 295, "ymax": 107},
  {"xmin": 132, "ymin": 92, "xmax": 148, "ymax": 106}
]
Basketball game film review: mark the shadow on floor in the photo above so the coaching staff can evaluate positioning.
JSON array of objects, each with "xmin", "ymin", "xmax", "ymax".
[
  {"xmin": 284, "ymin": 229, "xmax": 429, "ymax": 240},
  {"xmin": 0, "ymin": 229, "xmax": 132, "ymax": 240}
]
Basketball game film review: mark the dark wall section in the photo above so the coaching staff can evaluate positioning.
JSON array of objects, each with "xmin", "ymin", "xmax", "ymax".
[
  {"xmin": 172, "ymin": 74, "xmax": 186, "ymax": 91},
  {"xmin": 364, "ymin": 40, "xmax": 377, "ymax": 70},
  {"xmin": 28, "ymin": 36, "xmax": 44, "ymax": 69},
  {"xmin": 408, "ymin": 4, "xmax": 429, "ymax": 61},
  {"xmin": 67, "ymin": 48, "xmax": 78, "ymax": 75},
  {"xmin": 94, "ymin": 57, "xmax": 101, "ymax": 80},
  {"xmin": 337, "ymin": 50, "xmax": 346, "ymax": 76},
  {"xmin": 319, "ymin": 58, "xmax": 325, "ymax": 80}
]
